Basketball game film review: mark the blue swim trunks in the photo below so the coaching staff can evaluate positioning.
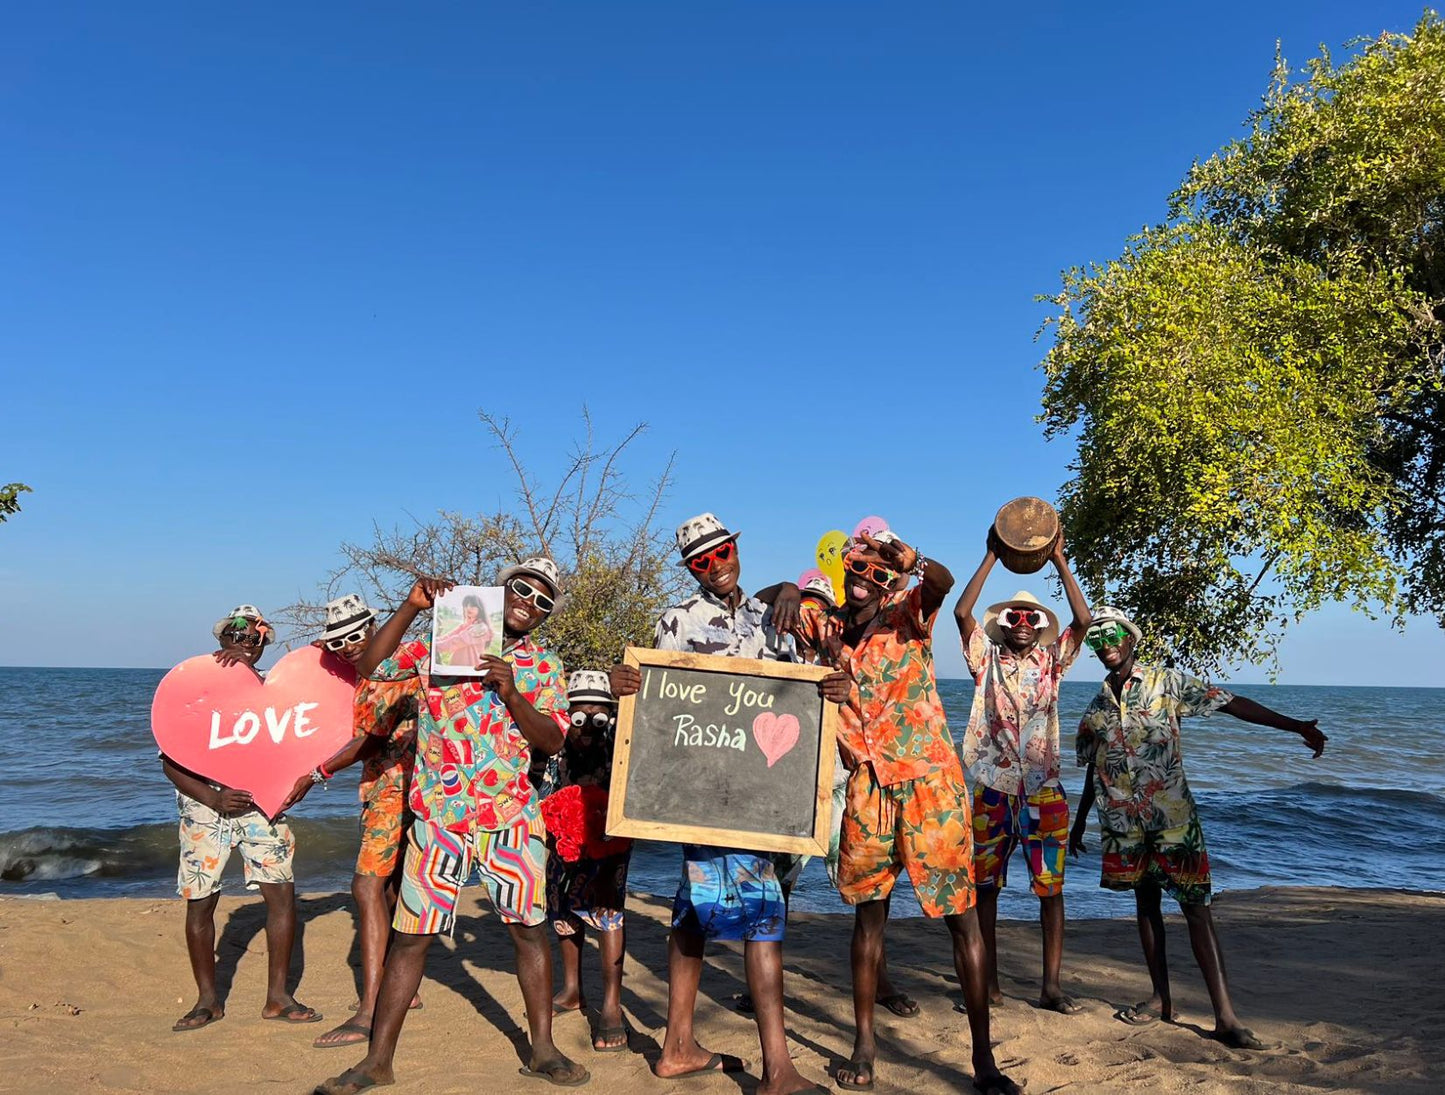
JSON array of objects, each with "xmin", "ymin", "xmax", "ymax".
[{"xmin": 672, "ymin": 845, "xmax": 785, "ymax": 942}]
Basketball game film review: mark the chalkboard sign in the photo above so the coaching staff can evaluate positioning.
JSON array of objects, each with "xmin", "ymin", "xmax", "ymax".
[{"xmin": 607, "ymin": 648, "xmax": 838, "ymax": 856}]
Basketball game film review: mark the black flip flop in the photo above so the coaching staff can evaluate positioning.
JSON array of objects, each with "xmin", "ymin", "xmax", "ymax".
[
  {"xmin": 313, "ymin": 1067, "xmax": 384, "ymax": 1095},
  {"xmin": 171, "ymin": 1006, "xmax": 222, "ymax": 1033},
  {"xmin": 264, "ymin": 1002, "xmax": 324, "ymax": 1024},
  {"xmin": 835, "ymin": 1058, "xmax": 874, "ymax": 1091},
  {"xmin": 313, "ymin": 1019, "xmax": 372, "ymax": 1049},
  {"xmin": 878, "ymin": 992, "xmax": 920, "ymax": 1017},
  {"xmin": 518, "ymin": 1060, "xmax": 591, "ymax": 1087},
  {"xmin": 591, "ymin": 1024, "xmax": 629, "ymax": 1053}
]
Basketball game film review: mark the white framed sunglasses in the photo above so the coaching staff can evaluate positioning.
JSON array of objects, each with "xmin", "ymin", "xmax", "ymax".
[
  {"xmin": 324, "ymin": 626, "xmax": 372, "ymax": 651},
  {"xmin": 508, "ymin": 577, "xmax": 555, "ymax": 614}
]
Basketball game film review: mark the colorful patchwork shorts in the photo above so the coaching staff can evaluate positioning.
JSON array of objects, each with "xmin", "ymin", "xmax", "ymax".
[
  {"xmin": 672, "ymin": 846, "xmax": 786, "ymax": 942},
  {"xmin": 548, "ymin": 849, "xmax": 630, "ymax": 935},
  {"xmin": 176, "ymin": 793, "xmax": 295, "ymax": 900},
  {"xmin": 972, "ymin": 784, "xmax": 1069, "ymax": 898},
  {"xmin": 393, "ymin": 808, "xmax": 547, "ymax": 935},
  {"xmin": 355, "ymin": 785, "xmax": 413, "ymax": 879},
  {"xmin": 837, "ymin": 762, "xmax": 976, "ymax": 918},
  {"xmin": 1099, "ymin": 814, "xmax": 1212, "ymax": 907}
]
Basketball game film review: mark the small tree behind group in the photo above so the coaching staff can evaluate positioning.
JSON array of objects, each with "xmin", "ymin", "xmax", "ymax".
[{"xmin": 279, "ymin": 410, "xmax": 685, "ymax": 673}]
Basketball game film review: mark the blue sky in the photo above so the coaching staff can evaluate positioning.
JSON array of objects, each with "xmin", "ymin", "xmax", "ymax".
[{"xmin": 4, "ymin": 2, "xmax": 1441, "ymax": 685}]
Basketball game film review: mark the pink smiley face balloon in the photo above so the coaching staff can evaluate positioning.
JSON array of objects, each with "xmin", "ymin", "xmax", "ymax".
[{"xmin": 852, "ymin": 515, "xmax": 890, "ymax": 541}]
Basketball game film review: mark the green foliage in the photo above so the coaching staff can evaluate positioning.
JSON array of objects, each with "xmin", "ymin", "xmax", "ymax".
[
  {"xmin": 280, "ymin": 412, "xmax": 685, "ymax": 674},
  {"xmin": 0, "ymin": 483, "xmax": 31, "ymax": 523},
  {"xmin": 1040, "ymin": 13, "xmax": 1445, "ymax": 675}
]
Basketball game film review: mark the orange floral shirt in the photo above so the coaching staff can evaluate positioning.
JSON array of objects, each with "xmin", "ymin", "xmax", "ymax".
[
  {"xmin": 798, "ymin": 587, "xmax": 961, "ymax": 787},
  {"xmin": 354, "ymin": 676, "xmax": 420, "ymax": 808}
]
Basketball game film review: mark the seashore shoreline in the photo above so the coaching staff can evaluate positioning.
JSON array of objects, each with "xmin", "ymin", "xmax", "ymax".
[{"xmin": 2, "ymin": 884, "xmax": 1440, "ymax": 1094}]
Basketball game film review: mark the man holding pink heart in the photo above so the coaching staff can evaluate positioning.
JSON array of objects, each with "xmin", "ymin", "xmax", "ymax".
[
  {"xmin": 163, "ymin": 605, "xmax": 322, "ymax": 1033},
  {"xmin": 314, "ymin": 560, "xmax": 586, "ymax": 1095}
]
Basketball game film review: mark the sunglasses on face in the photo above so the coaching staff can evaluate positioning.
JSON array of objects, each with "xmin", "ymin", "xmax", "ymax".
[
  {"xmin": 570, "ymin": 710, "xmax": 615, "ymax": 730},
  {"xmin": 686, "ymin": 540, "xmax": 735, "ymax": 574},
  {"xmin": 508, "ymin": 578, "xmax": 555, "ymax": 614},
  {"xmin": 1084, "ymin": 623, "xmax": 1130, "ymax": 651},
  {"xmin": 223, "ymin": 628, "xmax": 263, "ymax": 647},
  {"xmin": 324, "ymin": 627, "xmax": 371, "ymax": 651},
  {"xmin": 844, "ymin": 556, "xmax": 894, "ymax": 587},
  {"xmin": 1000, "ymin": 608, "xmax": 1047, "ymax": 629}
]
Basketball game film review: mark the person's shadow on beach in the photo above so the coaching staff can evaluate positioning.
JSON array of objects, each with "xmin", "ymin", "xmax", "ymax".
[{"xmin": 212, "ymin": 892, "xmax": 347, "ymax": 1005}]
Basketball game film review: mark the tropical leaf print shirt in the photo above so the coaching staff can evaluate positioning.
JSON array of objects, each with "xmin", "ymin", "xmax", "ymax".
[
  {"xmin": 798, "ymin": 587, "xmax": 961, "ymax": 788},
  {"xmin": 961, "ymin": 624, "xmax": 1080, "ymax": 797},
  {"xmin": 378, "ymin": 635, "xmax": 569, "ymax": 833},
  {"xmin": 1075, "ymin": 663, "xmax": 1233, "ymax": 834},
  {"xmin": 354, "ymin": 676, "xmax": 421, "ymax": 808}
]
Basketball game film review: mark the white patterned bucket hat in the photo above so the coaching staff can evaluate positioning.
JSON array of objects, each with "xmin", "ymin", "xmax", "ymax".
[
  {"xmin": 321, "ymin": 593, "xmax": 376, "ymax": 643},
  {"xmin": 675, "ymin": 512, "xmax": 739, "ymax": 565},
  {"xmin": 567, "ymin": 669, "xmax": 615, "ymax": 704}
]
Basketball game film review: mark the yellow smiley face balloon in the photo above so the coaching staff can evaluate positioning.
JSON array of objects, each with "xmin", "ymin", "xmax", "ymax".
[{"xmin": 816, "ymin": 530, "xmax": 849, "ymax": 605}]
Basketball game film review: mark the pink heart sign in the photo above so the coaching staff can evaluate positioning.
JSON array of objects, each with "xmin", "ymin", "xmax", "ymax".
[
  {"xmin": 151, "ymin": 646, "xmax": 358, "ymax": 819},
  {"xmin": 752, "ymin": 712, "xmax": 801, "ymax": 769}
]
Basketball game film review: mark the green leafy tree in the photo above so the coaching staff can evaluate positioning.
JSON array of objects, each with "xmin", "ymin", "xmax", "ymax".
[
  {"xmin": 1039, "ymin": 14, "xmax": 1445, "ymax": 674},
  {"xmin": 280, "ymin": 411, "xmax": 685, "ymax": 673},
  {"xmin": 1, "ymin": 483, "xmax": 31, "ymax": 523}
]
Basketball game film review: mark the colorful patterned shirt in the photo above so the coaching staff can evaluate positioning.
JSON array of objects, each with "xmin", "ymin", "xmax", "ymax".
[
  {"xmin": 354, "ymin": 676, "xmax": 420, "ymax": 808},
  {"xmin": 1075, "ymin": 663, "xmax": 1233, "ymax": 835},
  {"xmin": 654, "ymin": 587, "xmax": 796, "ymax": 660},
  {"xmin": 961, "ymin": 623, "xmax": 1079, "ymax": 796},
  {"xmin": 378, "ymin": 634, "xmax": 569, "ymax": 833},
  {"xmin": 798, "ymin": 587, "xmax": 960, "ymax": 787}
]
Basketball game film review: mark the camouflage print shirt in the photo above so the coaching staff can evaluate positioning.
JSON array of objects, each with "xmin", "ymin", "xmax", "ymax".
[{"xmin": 653, "ymin": 587, "xmax": 797, "ymax": 661}]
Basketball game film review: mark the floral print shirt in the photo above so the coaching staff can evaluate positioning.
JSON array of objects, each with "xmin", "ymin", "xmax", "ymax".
[
  {"xmin": 961, "ymin": 623, "xmax": 1079, "ymax": 796},
  {"xmin": 1075, "ymin": 663, "xmax": 1233, "ymax": 834},
  {"xmin": 354, "ymin": 676, "xmax": 420, "ymax": 808},
  {"xmin": 378, "ymin": 634, "xmax": 569, "ymax": 833},
  {"xmin": 798, "ymin": 587, "xmax": 961, "ymax": 788}
]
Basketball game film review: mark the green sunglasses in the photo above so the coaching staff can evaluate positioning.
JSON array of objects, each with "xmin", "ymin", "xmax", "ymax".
[{"xmin": 1084, "ymin": 622, "xmax": 1131, "ymax": 651}]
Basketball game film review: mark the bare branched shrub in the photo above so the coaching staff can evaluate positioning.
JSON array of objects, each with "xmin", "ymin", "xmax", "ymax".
[{"xmin": 278, "ymin": 409, "xmax": 684, "ymax": 672}]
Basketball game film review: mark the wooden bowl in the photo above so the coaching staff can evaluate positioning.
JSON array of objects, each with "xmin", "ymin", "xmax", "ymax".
[{"xmin": 991, "ymin": 497, "xmax": 1060, "ymax": 574}]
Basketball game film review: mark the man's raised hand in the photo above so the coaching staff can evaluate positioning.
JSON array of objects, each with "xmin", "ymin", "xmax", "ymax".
[
  {"xmin": 216, "ymin": 788, "xmax": 254, "ymax": 815},
  {"xmin": 407, "ymin": 577, "xmax": 454, "ymax": 610},
  {"xmin": 858, "ymin": 532, "xmax": 918, "ymax": 574}
]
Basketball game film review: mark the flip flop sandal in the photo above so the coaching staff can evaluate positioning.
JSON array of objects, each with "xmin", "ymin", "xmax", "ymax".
[
  {"xmin": 171, "ymin": 1006, "xmax": 222, "ymax": 1033},
  {"xmin": 1035, "ymin": 995, "xmax": 1082, "ymax": 1015},
  {"xmin": 1117, "ymin": 1002, "xmax": 1166, "ymax": 1026},
  {"xmin": 591, "ymin": 1024, "xmax": 629, "ymax": 1053},
  {"xmin": 518, "ymin": 1061, "xmax": 591, "ymax": 1087},
  {"xmin": 265, "ymin": 1003, "xmax": 324, "ymax": 1024},
  {"xmin": 878, "ymin": 992, "xmax": 920, "ymax": 1017},
  {"xmin": 313, "ymin": 1020, "xmax": 372, "ymax": 1049},
  {"xmin": 1212, "ymin": 1027, "xmax": 1269, "ymax": 1050},
  {"xmin": 313, "ymin": 1067, "xmax": 383, "ymax": 1095},
  {"xmin": 835, "ymin": 1059, "xmax": 875, "ymax": 1091}
]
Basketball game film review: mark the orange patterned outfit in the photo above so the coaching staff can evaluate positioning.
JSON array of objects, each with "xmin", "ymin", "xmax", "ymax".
[
  {"xmin": 798, "ymin": 588, "xmax": 975, "ymax": 917},
  {"xmin": 353, "ymin": 676, "xmax": 421, "ymax": 878}
]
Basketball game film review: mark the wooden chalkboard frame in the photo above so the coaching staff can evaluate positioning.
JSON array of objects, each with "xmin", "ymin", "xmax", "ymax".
[{"xmin": 607, "ymin": 648, "xmax": 839, "ymax": 856}]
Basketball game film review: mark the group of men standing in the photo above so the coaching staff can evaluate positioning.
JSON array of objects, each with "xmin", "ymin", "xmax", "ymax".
[{"xmin": 159, "ymin": 509, "xmax": 1327, "ymax": 1095}]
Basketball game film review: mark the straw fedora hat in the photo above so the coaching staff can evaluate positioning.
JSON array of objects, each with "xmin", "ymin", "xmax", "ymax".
[{"xmin": 983, "ymin": 590, "xmax": 1060, "ymax": 647}]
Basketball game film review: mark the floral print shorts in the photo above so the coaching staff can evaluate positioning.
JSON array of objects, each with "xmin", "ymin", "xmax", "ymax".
[{"xmin": 837, "ymin": 762, "xmax": 976, "ymax": 917}]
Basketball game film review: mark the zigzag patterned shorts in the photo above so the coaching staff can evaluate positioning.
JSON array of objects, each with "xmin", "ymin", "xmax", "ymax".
[{"xmin": 393, "ymin": 808, "xmax": 547, "ymax": 935}]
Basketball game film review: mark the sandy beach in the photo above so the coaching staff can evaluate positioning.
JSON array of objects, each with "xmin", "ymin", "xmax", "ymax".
[{"xmin": 1, "ymin": 885, "xmax": 1439, "ymax": 1094}]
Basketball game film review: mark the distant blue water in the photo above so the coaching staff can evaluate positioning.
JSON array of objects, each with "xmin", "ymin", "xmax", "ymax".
[{"xmin": 2, "ymin": 667, "xmax": 1441, "ymax": 918}]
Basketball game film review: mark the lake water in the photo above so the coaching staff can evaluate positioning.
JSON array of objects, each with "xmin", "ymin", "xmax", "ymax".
[{"xmin": 2, "ymin": 667, "xmax": 1441, "ymax": 919}]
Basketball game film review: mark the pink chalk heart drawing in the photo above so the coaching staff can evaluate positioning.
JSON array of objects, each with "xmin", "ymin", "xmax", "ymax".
[
  {"xmin": 752, "ymin": 712, "xmax": 801, "ymax": 769},
  {"xmin": 151, "ymin": 646, "xmax": 358, "ymax": 819}
]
